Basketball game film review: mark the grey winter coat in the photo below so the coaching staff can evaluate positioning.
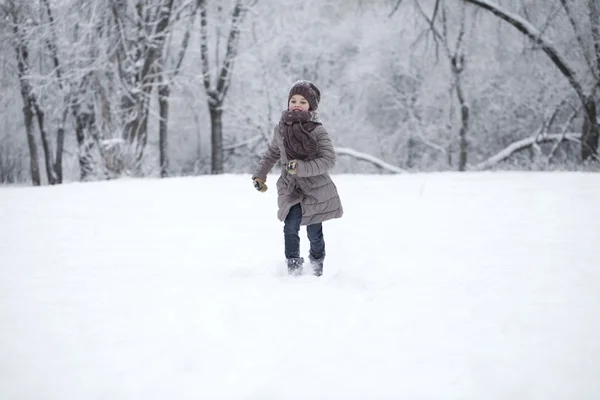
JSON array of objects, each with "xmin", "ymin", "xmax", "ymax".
[{"xmin": 252, "ymin": 125, "xmax": 344, "ymax": 226}]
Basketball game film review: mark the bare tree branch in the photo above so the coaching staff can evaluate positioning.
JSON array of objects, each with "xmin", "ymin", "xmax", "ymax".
[
  {"xmin": 454, "ymin": 3, "xmax": 467, "ymax": 56},
  {"xmin": 559, "ymin": 0, "xmax": 596, "ymax": 79},
  {"xmin": 414, "ymin": 0, "xmax": 450, "ymax": 57},
  {"xmin": 215, "ymin": 0, "xmax": 247, "ymax": 102},
  {"xmin": 463, "ymin": 0, "xmax": 587, "ymax": 106},
  {"xmin": 388, "ymin": 0, "xmax": 405, "ymax": 18},
  {"xmin": 171, "ymin": 1, "xmax": 198, "ymax": 78},
  {"xmin": 589, "ymin": 0, "xmax": 600, "ymax": 75},
  {"xmin": 536, "ymin": 100, "xmax": 568, "ymax": 141},
  {"xmin": 547, "ymin": 105, "xmax": 581, "ymax": 162},
  {"xmin": 197, "ymin": 0, "xmax": 212, "ymax": 95},
  {"xmin": 536, "ymin": 2, "xmax": 563, "ymax": 46},
  {"xmin": 430, "ymin": 0, "xmax": 442, "ymax": 34}
]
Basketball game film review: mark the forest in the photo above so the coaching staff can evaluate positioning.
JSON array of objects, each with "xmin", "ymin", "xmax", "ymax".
[{"xmin": 1, "ymin": 0, "xmax": 598, "ymax": 185}]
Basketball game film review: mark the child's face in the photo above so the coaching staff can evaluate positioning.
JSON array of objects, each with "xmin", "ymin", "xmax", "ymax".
[{"xmin": 288, "ymin": 95, "xmax": 310, "ymax": 112}]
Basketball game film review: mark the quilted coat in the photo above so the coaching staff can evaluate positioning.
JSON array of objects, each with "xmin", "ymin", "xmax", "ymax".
[{"xmin": 252, "ymin": 124, "xmax": 343, "ymax": 226}]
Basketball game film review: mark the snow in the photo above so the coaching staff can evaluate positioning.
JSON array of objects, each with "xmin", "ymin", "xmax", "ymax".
[{"xmin": 1, "ymin": 172, "xmax": 600, "ymax": 399}]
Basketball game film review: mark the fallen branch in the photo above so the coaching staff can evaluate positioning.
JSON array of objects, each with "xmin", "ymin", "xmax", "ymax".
[
  {"xmin": 336, "ymin": 147, "xmax": 406, "ymax": 173},
  {"xmin": 471, "ymin": 133, "xmax": 580, "ymax": 170}
]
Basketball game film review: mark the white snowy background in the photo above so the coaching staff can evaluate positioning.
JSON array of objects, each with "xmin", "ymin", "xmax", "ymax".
[{"xmin": 2, "ymin": 172, "xmax": 599, "ymax": 399}]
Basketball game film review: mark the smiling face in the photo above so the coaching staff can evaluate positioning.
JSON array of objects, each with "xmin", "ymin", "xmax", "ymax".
[{"xmin": 288, "ymin": 94, "xmax": 310, "ymax": 112}]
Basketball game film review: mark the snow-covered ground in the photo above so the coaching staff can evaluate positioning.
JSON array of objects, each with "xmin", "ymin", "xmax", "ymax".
[{"xmin": 1, "ymin": 172, "xmax": 599, "ymax": 399}]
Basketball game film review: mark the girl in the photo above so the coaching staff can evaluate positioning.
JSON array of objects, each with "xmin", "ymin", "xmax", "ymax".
[{"xmin": 252, "ymin": 80, "xmax": 343, "ymax": 276}]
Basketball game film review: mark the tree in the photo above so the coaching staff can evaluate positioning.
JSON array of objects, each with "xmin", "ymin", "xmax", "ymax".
[
  {"xmin": 156, "ymin": 1, "xmax": 197, "ymax": 177},
  {"xmin": 110, "ymin": 0, "xmax": 176, "ymax": 174},
  {"xmin": 197, "ymin": 0, "xmax": 253, "ymax": 174},
  {"xmin": 462, "ymin": 0, "xmax": 600, "ymax": 162},
  {"xmin": 414, "ymin": 0, "xmax": 472, "ymax": 171},
  {"xmin": 39, "ymin": 0, "xmax": 67, "ymax": 183},
  {"xmin": 42, "ymin": 0, "xmax": 114, "ymax": 181},
  {"xmin": 3, "ymin": 0, "xmax": 43, "ymax": 185}
]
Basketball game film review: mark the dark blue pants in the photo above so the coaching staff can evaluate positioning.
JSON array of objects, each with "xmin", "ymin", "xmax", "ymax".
[{"xmin": 284, "ymin": 203, "xmax": 325, "ymax": 260}]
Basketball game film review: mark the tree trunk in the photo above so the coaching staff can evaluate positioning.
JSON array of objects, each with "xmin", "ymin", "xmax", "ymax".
[
  {"xmin": 22, "ymin": 103, "xmax": 41, "ymax": 186},
  {"xmin": 210, "ymin": 106, "xmax": 224, "ymax": 174},
  {"xmin": 12, "ymin": 17, "xmax": 41, "ymax": 186},
  {"xmin": 589, "ymin": 0, "xmax": 600, "ymax": 75},
  {"xmin": 582, "ymin": 97, "xmax": 599, "ymax": 161},
  {"xmin": 41, "ymin": 0, "xmax": 66, "ymax": 183},
  {"xmin": 75, "ymin": 112, "xmax": 95, "ymax": 181},
  {"xmin": 32, "ymin": 104, "xmax": 57, "ymax": 184},
  {"xmin": 136, "ymin": 98, "xmax": 151, "ymax": 171},
  {"xmin": 54, "ymin": 108, "xmax": 68, "ymax": 183},
  {"xmin": 406, "ymin": 135, "xmax": 415, "ymax": 168},
  {"xmin": 458, "ymin": 103, "xmax": 469, "ymax": 171},
  {"xmin": 452, "ymin": 56, "xmax": 469, "ymax": 172},
  {"xmin": 158, "ymin": 75, "xmax": 170, "ymax": 178},
  {"xmin": 586, "ymin": 0, "xmax": 600, "ymax": 160},
  {"xmin": 55, "ymin": 127, "xmax": 64, "ymax": 183}
]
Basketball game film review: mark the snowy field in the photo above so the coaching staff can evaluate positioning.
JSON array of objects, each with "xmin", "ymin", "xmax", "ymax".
[{"xmin": 1, "ymin": 172, "xmax": 600, "ymax": 399}]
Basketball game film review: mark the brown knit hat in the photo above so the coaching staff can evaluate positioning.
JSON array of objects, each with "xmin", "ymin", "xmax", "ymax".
[{"xmin": 288, "ymin": 80, "xmax": 321, "ymax": 111}]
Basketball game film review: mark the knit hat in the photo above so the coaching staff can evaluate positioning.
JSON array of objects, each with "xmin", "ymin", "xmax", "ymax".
[{"xmin": 288, "ymin": 80, "xmax": 321, "ymax": 111}]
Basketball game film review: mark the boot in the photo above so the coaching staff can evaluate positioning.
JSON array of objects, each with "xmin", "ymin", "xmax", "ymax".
[
  {"xmin": 309, "ymin": 254, "xmax": 324, "ymax": 277},
  {"xmin": 287, "ymin": 257, "xmax": 304, "ymax": 276}
]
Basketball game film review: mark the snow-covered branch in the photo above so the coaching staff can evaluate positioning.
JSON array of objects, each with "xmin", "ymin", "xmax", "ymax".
[
  {"xmin": 471, "ymin": 133, "xmax": 580, "ymax": 170},
  {"xmin": 336, "ymin": 147, "xmax": 406, "ymax": 173}
]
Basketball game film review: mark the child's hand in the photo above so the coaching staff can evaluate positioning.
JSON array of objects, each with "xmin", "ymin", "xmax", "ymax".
[
  {"xmin": 253, "ymin": 178, "xmax": 268, "ymax": 192},
  {"xmin": 286, "ymin": 160, "xmax": 298, "ymax": 175}
]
